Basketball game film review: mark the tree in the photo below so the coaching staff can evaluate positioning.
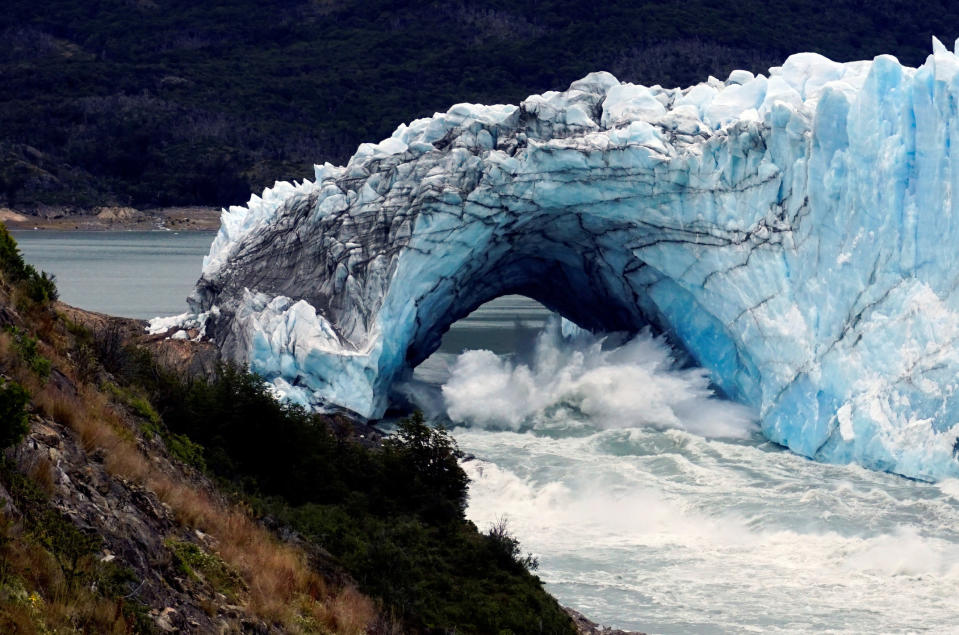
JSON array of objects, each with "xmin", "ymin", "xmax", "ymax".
[
  {"xmin": 0, "ymin": 379, "xmax": 29, "ymax": 450},
  {"xmin": 382, "ymin": 411, "xmax": 470, "ymax": 522}
]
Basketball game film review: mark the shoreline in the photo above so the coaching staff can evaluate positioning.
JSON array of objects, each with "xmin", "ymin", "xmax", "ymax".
[{"xmin": 1, "ymin": 205, "xmax": 221, "ymax": 232}]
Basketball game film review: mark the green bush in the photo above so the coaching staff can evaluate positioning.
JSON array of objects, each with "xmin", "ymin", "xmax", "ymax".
[
  {"xmin": 164, "ymin": 432, "xmax": 206, "ymax": 472},
  {"xmin": 165, "ymin": 538, "xmax": 243, "ymax": 601},
  {"xmin": 103, "ymin": 382, "xmax": 160, "ymax": 425},
  {"xmin": 0, "ymin": 379, "xmax": 29, "ymax": 450},
  {"xmin": 96, "ymin": 338, "xmax": 574, "ymax": 633},
  {"xmin": 0, "ymin": 225, "xmax": 58, "ymax": 304},
  {"xmin": 23, "ymin": 270, "xmax": 57, "ymax": 304},
  {"xmin": 381, "ymin": 411, "xmax": 469, "ymax": 524},
  {"xmin": 37, "ymin": 508, "xmax": 102, "ymax": 590},
  {"xmin": 103, "ymin": 381, "xmax": 205, "ymax": 470},
  {"xmin": 5, "ymin": 326, "xmax": 50, "ymax": 379},
  {"xmin": 487, "ymin": 517, "xmax": 539, "ymax": 573},
  {"xmin": 0, "ymin": 225, "xmax": 26, "ymax": 281}
]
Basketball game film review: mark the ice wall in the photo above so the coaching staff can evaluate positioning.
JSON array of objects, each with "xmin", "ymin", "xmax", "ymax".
[{"xmin": 160, "ymin": 38, "xmax": 959, "ymax": 480}]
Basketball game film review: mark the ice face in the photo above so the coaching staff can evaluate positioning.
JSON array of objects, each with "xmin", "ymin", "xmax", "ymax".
[{"xmin": 165, "ymin": 38, "xmax": 959, "ymax": 481}]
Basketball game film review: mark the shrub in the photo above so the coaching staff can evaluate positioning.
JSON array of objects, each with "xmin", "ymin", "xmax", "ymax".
[
  {"xmin": 165, "ymin": 538, "xmax": 244, "ymax": 600},
  {"xmin": 381, "ymin": 411, "xmax": 469, "ymax": 523},
  {"xmin": 36, "ymin": 508, "xmax": 102, "ymax": 590},
  {"xmin": 0, "ymin": 225, "xmax": 58, "ymax": 305},
  {"xmin": 103, "ymin": 381, "xmax": 160, "ymax": 425},
  {"xmin": 23, "ymin": 270, "xmax": 57, "ymax": 304},
  {"xmin": 0, "ymin": 224, "xmax": 28, "ymax": 282},
  {"xmin": 165, "ymin": 432, "xmax": 206, "ymax": 471},
  {"xmin": 96, "ymin": 341, "xmax": 575, "ymax": 633},
  {"xmin": 5, "ymin": 326, "xmax": 51, "ymax": 379},
  {"xmin": 103, "ymin": 381, "xmax": 205, "ymax": 470},
  {"xmin": 487, "ymin": 517, "xmax": 539, "ymax": 573},
  {"xmin": 0, "ymin": 379, "xmax": 29, "ymax": 450}
]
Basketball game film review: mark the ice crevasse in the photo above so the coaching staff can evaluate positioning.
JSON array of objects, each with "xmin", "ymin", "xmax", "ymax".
[{"xmin": 154, "ymin": 37, "xmax": 959, "ymax": 481}]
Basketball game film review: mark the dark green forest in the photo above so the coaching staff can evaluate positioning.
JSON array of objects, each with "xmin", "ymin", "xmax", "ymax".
[{"xmin": 3, "ymin": 0, "xmax": 959, "ymax": 210}]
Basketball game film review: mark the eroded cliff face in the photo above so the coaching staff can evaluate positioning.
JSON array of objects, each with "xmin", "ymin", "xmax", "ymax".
[
  {"xmin": 0, "ymin": 308, "xmax": 267, "ymax": 632},
  {"xmin": 167, "ymin": 40, "xmax": 959, "ymax": 480},
  {"xmin": 4, "ymin": 415, "xmax": 256, "ymax": 632},
  {"xmin": 0, "ymin": 300, "xmax": 377, "ymax": 634}
]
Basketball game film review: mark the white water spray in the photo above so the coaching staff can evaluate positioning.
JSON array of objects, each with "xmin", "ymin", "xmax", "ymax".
[{"xmin": 441, "ymin": 319, "xmax": 757, "ymax": 438}]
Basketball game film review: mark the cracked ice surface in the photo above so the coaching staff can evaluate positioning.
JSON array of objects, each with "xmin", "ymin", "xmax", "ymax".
[{"xmin": 165, "ymin": 38, "xmax": 959, "ymax": 480}]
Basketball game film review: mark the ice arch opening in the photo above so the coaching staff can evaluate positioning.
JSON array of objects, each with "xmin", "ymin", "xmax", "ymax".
[
  {"xmin": 389, "ymin": 216, "xmax": 757, "ymax": 413},
  {"xmin": 167, "ymin": 43, "xmax": 959, "ymax": 481},
  {"xmin": 426, "ymin": 295, "xmax": 550, "ymax": 358},
  {"xmin": 389, "ymin": 294, "xmax": 552, "ymax": 417},
  {"xmin": 400, "ymin": 224, "xmax": 659, "ymax": 367},
  {"xmin": 413, "ymin": 295, "xmax": 759, "ymax": 441}
]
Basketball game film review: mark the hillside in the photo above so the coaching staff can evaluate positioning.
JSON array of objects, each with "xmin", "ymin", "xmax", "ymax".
[
  {"xmin": 3, "ymin": 0, "xmax": 959, "ymax": 212},
  {"xmin": 0, "ymin": 225, "xmax": 580, "ymax": 633}
]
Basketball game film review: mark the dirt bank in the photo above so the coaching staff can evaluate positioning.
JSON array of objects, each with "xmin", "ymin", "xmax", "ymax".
[{"xmin": 1, "ymin": 206, "xmax": 221, "ymax": 231}]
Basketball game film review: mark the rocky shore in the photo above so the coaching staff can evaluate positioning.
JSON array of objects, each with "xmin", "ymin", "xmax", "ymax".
[
  {"xmin": 0, "ymin": 206, "xmax": 220, "ymax": 231},
  {"xmin": 565, "ymin": 608, "xmax": 647, "ymax": 635}
]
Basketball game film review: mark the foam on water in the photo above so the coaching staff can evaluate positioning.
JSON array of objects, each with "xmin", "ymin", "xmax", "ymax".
[
  {"xmin": 455, "ymin": 429, "xmax": 959, "ymax": 633},
  {"xmin": 406, "ymin": 318, "xmax": 959, "ymax": 633}
]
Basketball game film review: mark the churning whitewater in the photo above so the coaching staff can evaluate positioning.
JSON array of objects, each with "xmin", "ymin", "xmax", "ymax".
[
  {"xmin": 158, "ymin": 38, "xmax": 959, "ymax": 481},
  {"xmin": 439, "ymin": 319, "xmax": 756, "ymax": 438},
  {"xmin": 406, "ymin": 310, "xmax": 959, "ymax": 633}
]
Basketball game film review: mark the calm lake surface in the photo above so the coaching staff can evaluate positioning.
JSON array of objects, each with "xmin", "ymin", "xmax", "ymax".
[
  {"xmin": 15, "ymin": 230, "xmax": 959, "ymax": 633},
  {"xmin": 13, "ymin": 230, "xmax": 216, "ymax": 319}
]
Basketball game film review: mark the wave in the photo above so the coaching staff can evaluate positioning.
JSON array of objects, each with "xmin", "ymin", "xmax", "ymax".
[{"xmin": 439, "ymin": 318, "xmax": 757, "ymax": 438}]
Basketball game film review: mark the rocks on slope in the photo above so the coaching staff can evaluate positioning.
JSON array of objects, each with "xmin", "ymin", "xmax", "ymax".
[
  {"xmin": 6, "ymin": 415, "xmax": 258, "ymax": 632},
  {"xmin": 0, "ymin": 301, "xmax": 374, "ymax": 633},
  {"xmin": 565, "ymin": 607, "xmax": 647, "ymax": 635}
]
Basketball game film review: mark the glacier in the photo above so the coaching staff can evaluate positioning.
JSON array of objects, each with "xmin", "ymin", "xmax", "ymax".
[{"xmin": 157, "ymin": 37, "xmax": 959, "ymax": 481}]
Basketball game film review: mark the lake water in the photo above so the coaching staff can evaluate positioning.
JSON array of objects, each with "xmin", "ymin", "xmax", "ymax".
[
  {"xmin": 13, "ymin": 230, "xmax": 216, "ymax": 319},
  {"xmin": 16, "ymin": 230, "xmax": 959, "ymax": 633}
]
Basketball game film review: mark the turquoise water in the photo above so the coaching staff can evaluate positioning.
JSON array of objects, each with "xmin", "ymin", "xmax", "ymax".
[{"xmin": 16, "ymin": 230, "xmax": 959, "ymax": 633}]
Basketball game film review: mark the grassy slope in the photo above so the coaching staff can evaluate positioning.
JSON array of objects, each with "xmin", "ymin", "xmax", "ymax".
[
  {"xmin": 0, "ymin": 224, "xmax": 380, "ymax": 632},
  {"xmin": 2, "ymin": 0, "xmax": 959, "ymax": 209},
  {"xmin": 0, "ymin": 225, "xmax": 575, "ymax": 633}
]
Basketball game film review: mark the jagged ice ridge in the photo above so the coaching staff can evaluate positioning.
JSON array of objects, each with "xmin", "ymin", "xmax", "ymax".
[{"xmin": 154, "ymin": 37, "xmax": 959, "ymax": 481}]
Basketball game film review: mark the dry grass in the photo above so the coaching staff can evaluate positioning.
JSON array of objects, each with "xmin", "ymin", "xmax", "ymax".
[
  {"xmin": 3, "ymin": 327, "xmax": 378, "ymax": 632},
  {"xmin": 0, "ymin": 510, "xmax": 131, "ymax": 634},
  {"xmin": 30, "ymin": 309, "xmax": 58, "ymax": 346},
  {"xmin": 34, "ymin": 391, "xmax": 78, "ymax": 428},
  {"xmin": 326, "ymin": 586, "xmax": 379, "ymax": 633},
  {"xmin": 0, "ymin": 334, "xmax": 12, "ymax": 367},
  {"xmin": 145, "ymin": 474, "xmax": 376, "ymax": 632},
  {"xmin": 26, "ymin": 455, "xmax": 56, "ymax": 497}
]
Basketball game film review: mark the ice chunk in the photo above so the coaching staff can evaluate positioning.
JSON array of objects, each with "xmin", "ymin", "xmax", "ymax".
[{"xmin": 601, "ymin": 83, "xmax": 667, "ymax": 127}]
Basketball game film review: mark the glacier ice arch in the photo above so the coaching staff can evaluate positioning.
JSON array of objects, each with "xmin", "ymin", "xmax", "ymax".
[{"xmin": 162, "ymin": 39, "xmax": 959, "ymax": 481}]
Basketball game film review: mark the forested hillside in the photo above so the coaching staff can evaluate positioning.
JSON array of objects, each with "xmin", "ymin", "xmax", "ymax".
[{"xmin": 2, "ymin": 0, "xmax": 958, "ymax": 210}]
